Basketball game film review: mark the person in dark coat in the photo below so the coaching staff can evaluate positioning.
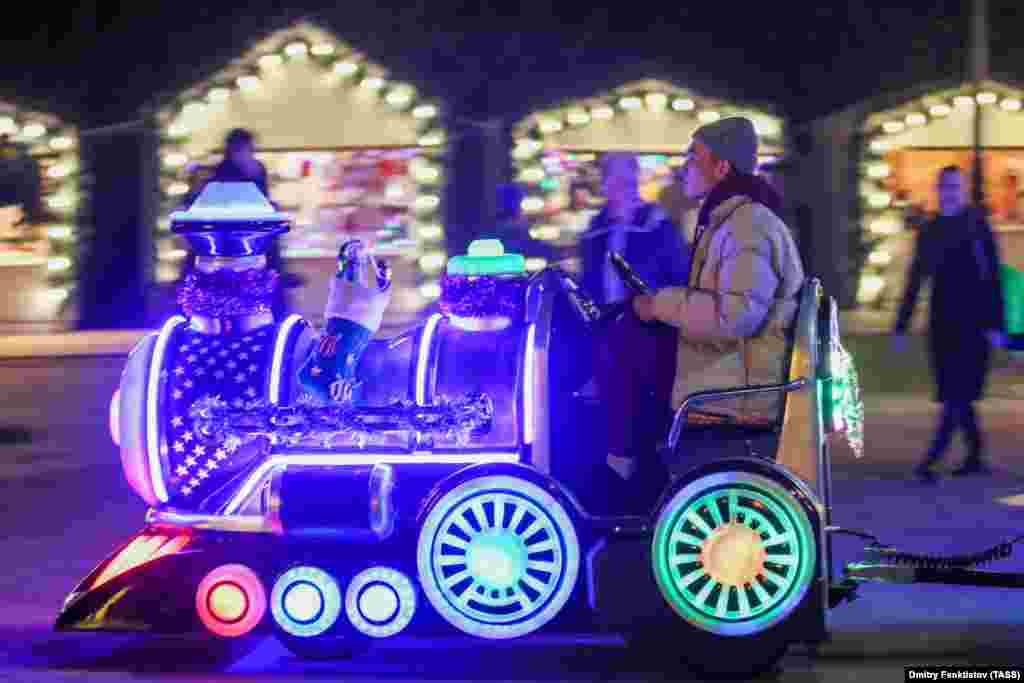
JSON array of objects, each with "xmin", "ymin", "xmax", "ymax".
[
  {"xmin": 194, "ymin": 128, "xmax": 293, "ymax": 318},
  {"xmin": 893, "ymin": 165, "xmax": 1006, "ymax": 482},
  {"xmin": 578, "ymin": 152, "xmax": 691, "ymax": 306}
]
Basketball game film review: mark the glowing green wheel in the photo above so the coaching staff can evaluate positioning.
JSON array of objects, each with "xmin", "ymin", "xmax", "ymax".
[
  {"xmin": 417, "ymin": 475, "xmax": 580, "ymax": 639},
  {"xmin": 652, "ymin": 470, "xmax": 817, "ymax": 638}
]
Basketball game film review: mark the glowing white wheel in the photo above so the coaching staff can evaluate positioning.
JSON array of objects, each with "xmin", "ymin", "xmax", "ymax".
[
  {"xmin": 345, "ymin": 567, "xmax": 417, "ymax": 638},
  {"xmin": 417, "ymin": 475, "xmax": 579, "ymax": 639},
  {"xmin": 271, "ymin": 566, "xmax": 342, "ymax": 638},
  {"xmin": 652, "ymin": 471, "xmax": 816, "ymax": 637}
]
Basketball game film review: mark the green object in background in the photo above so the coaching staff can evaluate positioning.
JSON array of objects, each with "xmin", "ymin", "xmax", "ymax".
[
  {"xmin": 1001, "ymin": 264, "xmax": 1024, "ymax": 335},
  {"xmin": 446, "ymin": 239, "xmax": 526, "ymax": 276}
]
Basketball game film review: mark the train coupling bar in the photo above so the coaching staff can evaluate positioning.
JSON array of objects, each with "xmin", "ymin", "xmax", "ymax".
[{"xmin": 827, "ymin": 527, "xmax": 1024, "ymax": 607}]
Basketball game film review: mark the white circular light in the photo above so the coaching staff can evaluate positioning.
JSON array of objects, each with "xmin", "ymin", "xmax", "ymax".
[
  {"xmin": 929, "ymin": 103, "xmax": 952, "ymax": 117},
  {"xmin": 591, "ymin": 105, "xmax": 614, "ymax": 120},
  {"xmin": 525, "ymin": 257, "xmax": 547, "ymax": 272},
  {"xmin": 1001, "ymin": 98, "xmax": 1022, "ymax": 112},
  {"xmin": 168, "ymin": 182, "xmax": 189, "ymax": 196},
  {"xmin": 259, "ymin": 54, "xmax": 283, "ymax": 70},
  {"xmin": 237, "ymin": 75, "xmax": 261, "ymax": 91},
  {"xmin": 619, "ymin": 96, "xmax": 642, "ymax": 110},
  {"xmin": 361, "ymin": 76, "xmax": 385, "ymax": 91},
  {"xmin": 867, "ymin": 162, "xmax": 890, "ymax": 179},
  {"xmin": 418, "ymin": 131, "xmax": 444, "ymax": 147},
  {"xmin": 385, "ymin": 88, "xmax": 413, "ymax": 108},
  {"xmin": 311, "ymin": 43, "xmax": 335, "ymax": 56},
  {"xmin": 566, "ymin": 109, "xmax": 590, "ymax": 126},
  {"xmin": 869, "ymin": 217, "xmax": 901, "ymax": 235},
  {"xmin": 47, "ymin": 164, "xmax": 70, "ymax": 179},
  {"xmin": 47, "ymin": 256, "xmax": 71, "ymax": 272},
  {"xmin": 869, "ymin": 138, "xmax": 892, "ymax": 154},
  {"xmin": 412, "ymin": 104, "xmax": 437, "ymax": 119},
  {"xmin": 271, "ymin": 566, "xmax": 342, "ymax": 638},
  {"xmin": 22, "ymin": 123, "xmax": 46, "ymax": 139},
  {"xmin": 48, "ymin": 287, "xmax": 69, "ymax": 303},
  {"xmin": 48, "ymin": 195, "xmax": 73, "ymax": 210},
  {"xmin": 882, "ymin": 120, "xmax": 905, "ymax": 133},
  {"xmin": 954, "ymin": 95, "xmax": 975, "ymax": 109},
  {"xmin": 418, "ymin": 281, "xmax": 441, "ymax": 299},
  {"xmin": 163, "ymin": 153, "xmax": 188, "ymax": 168},
  {"xmin": 977, "ymin": 91, "xmax": 998, "ymax": 105},
  {"xmin": 207, "ymin": 88, "xmax": 231, "ymax": 103},
  {"xmin": 858, "ymin": 274, "xmax": 886, "ymax": 303},
  {"xmin": 418, "ymin": 251, "xmax": 446, "ymax": 272},
  {"xmin": 0, "ymin": 117, "xmax": 16, "ymax": 135},
  {"xmin": 538, "ymin": 119, "xmax": 563, "ymax": 134},
  {"xmin": 905, "ymin": 112, "xmax": 926, "ymax": 126},
  {"xmin": 47, "ymin": 225, "xmax": 72, "ymax": 239},
  {"xmin": 521, "ymin": 197, "xmax": 545, "ymax": 213},
  {"xmin": 518, "ymin": 166, "xmax": 545, "ymax": 184},
  {"xmin": 698, "ymin": 110, "xmax": 721, "ymax": 124},
  {"xmin": 672, "ymin": 98, "xmax": 696, "ymax": 111},
  {"xmin": 868, "ymin": 250, "xmax": 892, "ymax": 266},
  {"xmin": 414, "ymin": 194, "xmax": 440, "ymax": 212},
  {"xmin": 285, "ymin": 42, "xmax": 308, "ymax": 58},
  {"xmin": 413, "ymin": 164, "xmax": 439, "ymax": 183},
  {"xmin": 334, "ymin": 60, "xmax": 358, "ymax": 77},
  {"xmin": 867, "ymin": 191, "xmax": 891, "ymax": 209},
  {"xmin": 645, "ymin": 92, "xmax": 668, "ymax": 111},
  {"xmin": 345, "ymin": 567, "xmax": 417, "ymax": 638},
  {"xmin": 167, "ymin": 122, "xmax": 189, "ymax": 138},
  {"xmin": 418, "ymin": 224, "xmax": 443, "ymax": 240},
  {"xmin": 49, "ymin": 136, "xmax": 73, "ymax": 151}
]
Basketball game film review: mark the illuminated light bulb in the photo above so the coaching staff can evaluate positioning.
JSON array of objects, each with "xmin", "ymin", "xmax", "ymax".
[
  {"xmin": 22, "ymin": 123, "xmax": 46, "ymax": 138},
  {"xmin": 591, "ymin": 105, "xmax": 614, "ymax": 120},
  {"xmin": 619, "ymin": 96, "xmax": 642, "ymax": 110},
  {"xmin": 385, "ymin": 88, "xmax": 413, "ymax": 108},
  {"xmin": 418, "ymin": 251, "xmax": 446, "ymax": 272},
  {"xmin": 1001, "ymin": 98, "xmax": 1022, "ymax": 112},
  {"xmin": 525, "ymin": 257, "xmax": 547, "ymax": 271},
  {"xmin": 414, "ymin": 195, "xmax": 440, "ymax": 212},
  {"xmin": 857, "ymin": 275, "xmax": 886, "ymax": 303},
  {"xmin": 47, "ymin": 256, "xmax": 72, "ymax": 272},
  {"xmin": 163, "ymin": 153, "xmax": 188, "ymax": 168},
  {"xmin": 870, "ymin": 138, "xmax": 891, "ymax": 154},
  {"xmin": 512, "ymin": 145, "xmax": 536, "ymax": 161},
  {"xmin": 754, "ymin": 120, "xmax": 781, "ymax": 137},
  {"xmin": 868, "ymin": 250, "xmax": 892, "ymax": 266},
  {"xmin": 47, "ymin": 225, "xmax": 72, "ymax": 239},
  {"xmin": 418, "ymin": 131, "xmax": 444, "ymax": 147},
  {"xmin": 311, "ymin": 43, "xmax": 335, "ymax": 56},
  {"xmin": 419, "ymin": 282, "xmax": 441, "ymax": 299},
  {"xmin": 49, "ymin": 136, "xmax": 73, "ymax": 150},
  {"xmin": 868, "ymin": 192, "xmax": 891, "ymax": 209},
  {"xmin": 905, "ymin": 112, "xmax": 927, "ymax": 126},
  {"xmin": 0, "ymin": 117, "xmax": 16, "ymax": 135},
  {"xmin": 535, "ymin": 225, "xmax": 560, "ymax": 240},
  {"xmin": 237, "ymin": 75, "xmax": 261, "ymax": 91},
  {"xmin": 668, "ymin": 155, "xmax": 685, "ymax": 167},
  {"xmin": 672, "ymin": 98, "xmax": 696, "ymax": 111},
  {"xmin": 207, "ymin": 88, "xmax": 231, "ymax": 103},
  {"xmin": 882, "ymin": 120, "xmax": 905, "ymax": 133},
  {"xmin": 645, "ymin": 92, "xmax": 668, "ymax": 112},
  {"xmin": 167, "ymin": 122, "xmax": 189, "ymax": 138},
  {"xmin": 929, "ymin": 103, "xmax": 952, "ymax": 117},
  {"xmin": 334, "ymin": 60, "xmax": 358, "ymax": 77},
  {"xmin": 954, "ymin": 95, "xmax": 975, "ymax": 109},
  {"xmin": 48, "ymin": 195, "xmax": 73, "ymax": 210},
  {"xmin": 867, "ymin": 162, "xmax": 890, "ymax": 179},
  {"xmin": 47, "ymin": 164, "xmax": 70, "ymax": 179},
  {"xmin": 258, "ymin": 54, "xmax": 283, "ymax": 69},
  {"xmin": 566, "ymin": 109, "xmax": 590, "ymax": 126},
  {"xmin": 48, "ymin": 288, "xmax": 70, "ymax": 303},
  {"xmin": 538, "ymin": 119, "xmax": 563, "ymax": 134},
  {"xmin": 412, "ymin": 104, "xmax": 437, "ymax": 119},
  {"xmin": 976, "ymin": 91, "xmax": 997, "ymax": 105},
  {"xmin": 285, "ymin": 41, "xmax": 309, "ymax": 58},
  {"xmin": 413, "ymin": 164, "xmax": 440, "ymax": 183},
  {"xmin": 418, "ymin": 224, "xmax": 443, "ymax": 240},
  {"xmin": 518, "ymin": 166, "xmax": 545, "ymax": 183},
  {"xmin": 698, "ymin": 110, "xmax": 721, "ymax": 123},
  {"xmin": 361, "ymin": 76, "xmax": 385, "ymax": 90},
  {"xmin": 869, "ymin": 217, "xmax": 901, "ymax": 235},
  {"xmin": 521, "ymin": 197, "xmax": 545, "ymax": 213},
  {"xmin": 168, "ymin": 182, "xmax": 190, "ymax": 196}
]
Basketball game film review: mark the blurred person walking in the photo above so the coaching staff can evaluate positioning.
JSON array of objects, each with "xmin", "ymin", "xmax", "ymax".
[{"xmin": 892, "ymin": 165, "xmax": 1006, "ymax": 482}]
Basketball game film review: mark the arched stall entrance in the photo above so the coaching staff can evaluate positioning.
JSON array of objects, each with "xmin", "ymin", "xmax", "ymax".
[
  {"xmin": 511, "ymin": 79, "xmax": 784, "ymax": 271},
  {"xmin": 153, "ymin": 22, "xmax": 447, "ymax": 326},
  {"xmin": 856, "ymin": 81, "xmax": 1024, "ymax": 311},
  {"xmin": 0, "ymin": 103, "xmax": 78, "ymax": 332}
]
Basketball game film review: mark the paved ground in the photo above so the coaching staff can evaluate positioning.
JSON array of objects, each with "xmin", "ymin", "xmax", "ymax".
[{"xmin": 2, "ymin": 356, "xmax": 1024, "ymax": 680}]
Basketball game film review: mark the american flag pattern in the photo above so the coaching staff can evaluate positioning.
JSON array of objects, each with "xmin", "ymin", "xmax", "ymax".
[{"xmin": 162, "ymin": 324, "xmax": 277, "ymax": 506}]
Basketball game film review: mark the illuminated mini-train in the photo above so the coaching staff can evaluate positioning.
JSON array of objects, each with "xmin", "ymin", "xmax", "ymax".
[{"xmin": 56, "ymin": 182, "xmax": 865, "ymax": 677}]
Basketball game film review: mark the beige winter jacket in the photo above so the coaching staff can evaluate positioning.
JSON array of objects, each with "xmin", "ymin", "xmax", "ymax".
[{"xmin": 651, "ymin": 195, "xmax": 805, "ymax": 422}]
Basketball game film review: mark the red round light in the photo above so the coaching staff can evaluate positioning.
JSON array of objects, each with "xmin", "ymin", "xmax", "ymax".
[{"xmin": 196, "ymin": 564, "xmax": 267, "ymax": 637}]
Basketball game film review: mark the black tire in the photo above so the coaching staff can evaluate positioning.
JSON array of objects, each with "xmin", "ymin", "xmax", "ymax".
[{"xmin": 278, "ymin": 633, "xmax": 371, "ymax": 661}]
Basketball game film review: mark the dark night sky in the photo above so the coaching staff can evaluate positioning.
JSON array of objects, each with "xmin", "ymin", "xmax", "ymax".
[{"xmin": 0, "ymin": 1, "xmax": 1018, "ymax": 128}]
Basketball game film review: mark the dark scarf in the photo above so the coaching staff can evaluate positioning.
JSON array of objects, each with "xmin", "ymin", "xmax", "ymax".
[{"xmin": 696, "ymin": 171, "xmax": 785, "ymax": 228}]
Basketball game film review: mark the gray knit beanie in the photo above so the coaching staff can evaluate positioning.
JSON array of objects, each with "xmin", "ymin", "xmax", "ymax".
[{"xmin": 691, "ymin": 117, "xmax": 758, "ymax": 174}]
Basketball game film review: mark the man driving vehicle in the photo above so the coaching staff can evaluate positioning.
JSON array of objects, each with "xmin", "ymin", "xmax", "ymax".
[{"xmin": 600, "ymin": 117, "xmax": 805, "ymax": 502}]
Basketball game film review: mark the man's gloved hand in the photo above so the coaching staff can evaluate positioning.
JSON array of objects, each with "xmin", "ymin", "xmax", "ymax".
[{"xmin": 607, "ymin": 453, "xmax": 638, "ymax": 480}]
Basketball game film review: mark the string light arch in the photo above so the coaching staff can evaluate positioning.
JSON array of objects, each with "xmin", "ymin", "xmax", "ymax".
[
  {"xmin": 856, "ymin": 80, "xmax": 1024, "ymax": 306},
  {"xmin": 154, "ymin": 22, "xmax": 447, "ymax": 303}
]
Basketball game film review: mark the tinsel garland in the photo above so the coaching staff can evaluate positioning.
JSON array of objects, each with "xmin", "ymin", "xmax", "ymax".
[
  {"xmin": 439, "ymin": 274, "xmax": 527, "ymax": 320},
  {"xmin": 830, "ymin": 341, "xmax": 865, "ymax": 458},
  {"xmin": 178, "ymin": 267, "xmax": 280, "ymax": 317}
]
